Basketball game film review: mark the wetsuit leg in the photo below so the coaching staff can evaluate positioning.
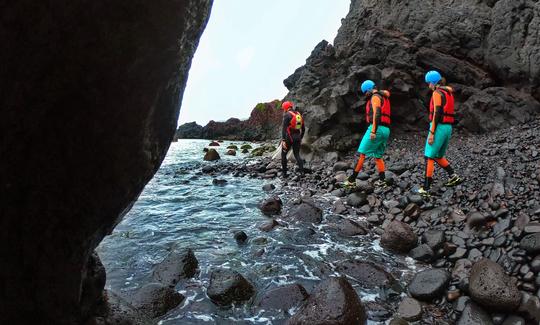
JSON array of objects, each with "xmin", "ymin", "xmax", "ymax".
[
  {"xmin": 348, "ymin": 154, "xmax": 366, "ymax": 182},
  {"xmin": 291, "ymin": 137, "xmax": 303, "ymax": 172},
  {"xmin": 375, "ymin": 158, "xmax": 386, "ymax": 180},
  {"xmin": 435, "ymin": 158, "xmax": 455, "ymax": 176},
  {"xmin": 281, "ymin": 139, "xmax": 291, "ymax": 176},
  {"xmin": 424, "ymin": 157, "xmax": 435, "ymax": 190}
]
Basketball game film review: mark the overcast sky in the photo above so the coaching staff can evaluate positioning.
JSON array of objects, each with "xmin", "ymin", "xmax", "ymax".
[{"xmin": 178, "ymin": 1, "xmax": 350, "ymax": 126}]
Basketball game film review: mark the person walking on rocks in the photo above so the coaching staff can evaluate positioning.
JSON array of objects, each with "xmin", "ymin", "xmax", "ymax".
[
  {"xmin": 345, "ymin": 80, "xmax": 391, "ymax": 188},
  {"xmin": 418, "ymin": 71, "xmax": 463, "ymax": 197},
  {"xmin": 281, "ymin": 101, "xmax": 305, "ymax": 178}
]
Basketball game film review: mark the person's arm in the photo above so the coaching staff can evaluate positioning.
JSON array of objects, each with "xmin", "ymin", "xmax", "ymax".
[
  {"xmin": 301, "ymin": 115, "xmax": 305, "ymax": 139},
  {"xmin": 282, "ymin": 113, "xmax": 291, "ymax": 145},
  {"xmin": 429, "ymin": 91, "xmax": 443, "ymax": 144},
  {"xmin": 370, "ymin": 95, "xmax": 382, "ymax": 139}
]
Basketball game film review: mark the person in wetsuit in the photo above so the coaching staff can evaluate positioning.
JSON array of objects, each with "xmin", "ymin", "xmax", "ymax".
[
  {"xmin": 281, "ymin": 101, "xmax": 305, "ymax": 178},
  {"xmin": 418, "ymin": 70, "xmax": 463, "ymax": 197},
  {"xmin": 345, "ymin": 80, "xmax": 391, "ymax": 187}
]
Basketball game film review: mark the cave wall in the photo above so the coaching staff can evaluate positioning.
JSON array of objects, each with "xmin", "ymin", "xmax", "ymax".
[
  {"xmin": 284, "ymin": 0, "xmax": 540, "ymax": 161},
  {"xmin": 0, "ymin": 1, "xmax": 212, "ymax": 323}
]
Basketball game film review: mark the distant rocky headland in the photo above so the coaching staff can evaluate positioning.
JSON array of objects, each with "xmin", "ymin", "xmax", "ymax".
[{"xmin": 175, "ymin": 100, "xmax": 283, "ymax": 141}]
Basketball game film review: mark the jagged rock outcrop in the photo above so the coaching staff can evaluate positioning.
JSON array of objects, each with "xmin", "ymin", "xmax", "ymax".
[
  {"xmin": 0, "ymin": 1, "xmax": 212, "ymax": 324},
  {"xmin": 174, "ymin": 122, "xmax": 204, "ymax": 140},
  {"xmin": 175, "ymin": 100, "xmax": 283, "ymax": 140},
  {"xmin": 284, "ymin": 0, "xmax": 540, "ymax": 160}
]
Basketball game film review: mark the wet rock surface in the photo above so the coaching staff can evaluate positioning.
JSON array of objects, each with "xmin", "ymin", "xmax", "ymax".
[
  {"xmin": 381, "ymin": 221, "xmax": 418, "ymax": 253},
  {"xmin": 207, "ymin": 269, "xmax": 255, "ymax": 306},
  {"xmin": 287, "ymin": 277, "xmax": 367, "ymax": 325},
  {"xmin": 152, "ymin": 249, "xmax": 198, "ymax": 287},
  {"xmin": 256, "ymin": 284, "xmax": 308, "ymax": 311},
  {"xmin": 130, "ymin": 283, "xmax": 185, "ymax": 318}
]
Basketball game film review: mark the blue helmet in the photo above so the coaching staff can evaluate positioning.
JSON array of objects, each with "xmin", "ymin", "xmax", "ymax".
[
  {"xmin": 425, "ymin": 70, "xmax": 442, "ymax": 85},
  {"xmin": 361, "ymin": 80, "xmax": 376, "ymax": 93}
]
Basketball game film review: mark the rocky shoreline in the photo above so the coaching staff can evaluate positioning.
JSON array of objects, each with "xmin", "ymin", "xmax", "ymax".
[
  {"xmin": 193, "ymin": 117, "xmax": 540, "ymax": 324},
  {"xmin": 96, "ymin": 117, "xmax": 540, "ymax": 324}
]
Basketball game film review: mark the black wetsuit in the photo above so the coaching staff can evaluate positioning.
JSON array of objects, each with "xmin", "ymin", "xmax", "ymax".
[{"xmin": 281, "ymin": 111, "xmax": 305, "ymax": 176}]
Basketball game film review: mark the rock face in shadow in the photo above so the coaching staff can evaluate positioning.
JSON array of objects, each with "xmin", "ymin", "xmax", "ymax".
[
  {"xmin": 0, "ymin": 1, "xmax": 212, "ymax": 323},
  {"xmin": 283, "ymin": 0, "xmax": 540, "ymax": 160}
]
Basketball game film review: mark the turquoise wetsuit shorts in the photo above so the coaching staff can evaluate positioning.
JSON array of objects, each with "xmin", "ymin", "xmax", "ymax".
[
  {"xmin": 358, "ymin": 125, "xmax": 390, "ymax": 158},
  {"xmin": 425, "ymin": 123, "xmax": 452, "ymax": 158}
]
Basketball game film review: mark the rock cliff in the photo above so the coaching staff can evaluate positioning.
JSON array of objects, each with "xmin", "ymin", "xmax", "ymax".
[
  {"xmin": 0, "ymin": 1, "xmax": 212, "ymax": 323},
  {"xmin": 284, "ymin": 0, "xmax": 540, "ymax": 160},
  {"xmin": 176, "ymin": 100, "xmax": 283, "ymax": 140}
]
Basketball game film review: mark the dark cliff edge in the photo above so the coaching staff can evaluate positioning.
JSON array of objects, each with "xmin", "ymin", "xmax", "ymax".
[
  {"xmin": 1, "ymin": 1, "xmax": 212, "ymax": 323},
  {"xmin": 175, "ymin": 100, "xmax": 283, "ymax": 141},
  {"xmin": 284, "ymin": 0, "xmax": 540, "ymax": 161}
]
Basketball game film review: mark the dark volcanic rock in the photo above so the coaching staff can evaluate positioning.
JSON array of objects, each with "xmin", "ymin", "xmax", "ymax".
[
  {"xmin": 174, "ymin": 122, "xmax": 204, "ymax": 139},
  {"xmin": 457, "ymin": 302, "xmax": 493, "ymax": 325},
  {"xmin": 234, "ymin": 231, "xmax": 248, "ymax": 244},
  {"xmin": 333, "ymin": 218, "xmax": 368, "ymax": 237},
  {"xmin": 287, "ymin": 201, "xmax": 323, "ymax": 224},
  {"xmin": 287, "ymin": 277, "xmax": 367, "ymax": 325},
  {"xmin": 336, "ymin": 260, "xmax": 396, "ymax": 289},
  {"xmin": 81, "ymin": 253, "xmax": 107, "ymax": 318},
  {"xmin": 256, "ymin": 284, "xmax": 308, "ymax": 311},
  {"xmin": 422, "ymin": 230, "xmax": 446, "ymax": 250},
  {"xmin": 260, "ymin": 197, "xmax": 283, "ymax": 216},
  {"xmin": 204, "ymin": 149, "xmax": 221, "ymax": 161},
  {"xmin": 469, "ymin": 259, "xmax": 521, "ymax": 312},
  {"xmin": 520, "ymin": 233, "xmax": 540, "ymax": 254},
  {"xmin": 282, "ymin": 0, "xmax": 540, "ymax": 160},
  {"xmin": 346, "ymin": 192, "xmax": 368, "ymax": 207},
  {"xmin": 409, "ymin": 244, "xmax": 435, "ymax": 263},
  {"xmin": 152, "ymin": 249, "xmax": 198, "ymax": 287},
  {"xmin": 207, "ymin": 269, "xmax": 255, "ymax": 306},
  {"xmin": 408, "ymin": 269, "xmax": 450, "ymax": 301},
  {"xmin": 398, "ymin": 297, "xmax": 423, "ymax": 322},
  {"xmin": 130, "ymin": 283, "xmax": 185, "ymax": 318},
  {"xmin": 1, "ymin": 0, "xmax": 212, "ymax": 322},
  {"xmin": 381, "ymin": 221, "xmax": 418, "ymax": 253}
]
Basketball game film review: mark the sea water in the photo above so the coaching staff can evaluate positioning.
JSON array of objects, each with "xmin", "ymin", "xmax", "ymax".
[{"xmin": 98, "ymin": 139, "xmax": 417, "ymax": 324}]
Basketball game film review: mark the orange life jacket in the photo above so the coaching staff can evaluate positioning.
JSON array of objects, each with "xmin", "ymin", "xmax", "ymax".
[
  {"xmin": 365, "ymin": 92, "xmax": 391, "ymax": 127},
  {"xmin": 288, "ymin": 111, "xmax": 303, "ymax": 133},
  {"xmin": 429, "ymin": 88, "xmax": 455, "ymax": 124}
]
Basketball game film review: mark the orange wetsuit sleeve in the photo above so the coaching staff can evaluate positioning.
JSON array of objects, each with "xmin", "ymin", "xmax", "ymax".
[
  {"xmin": 371, "ymin": 95, "xmax": 382, "ymax": 134},
  {"xmin": 430, "ymin": 91, "xmax": 443, "ymax": 134}
]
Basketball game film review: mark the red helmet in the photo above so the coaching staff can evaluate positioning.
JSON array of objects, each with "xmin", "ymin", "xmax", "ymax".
[{"xmin": 282, "ymin": 101, "xmax": 293, "ymax": 111}]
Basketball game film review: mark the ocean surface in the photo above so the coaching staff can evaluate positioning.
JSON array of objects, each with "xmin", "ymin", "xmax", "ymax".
[{"xmin": 97, "ymin": 139, "xmax": 418, "ymax": 324}]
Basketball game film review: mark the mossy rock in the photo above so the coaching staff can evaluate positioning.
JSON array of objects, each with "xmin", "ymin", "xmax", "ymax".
[
  {"xmin": 251, "ymin": 147, "xmax": 265, "ymax": 157},
  {"xmin": 240, "ymin": 144, "xmax": 253, "ymax": 150},
  {"xmin": 227, "ymin": 145, "xmax": 238, "ymax": 150}
]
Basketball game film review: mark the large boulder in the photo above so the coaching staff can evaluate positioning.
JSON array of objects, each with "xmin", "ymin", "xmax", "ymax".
[
  {"xmin": 259, "ymin": 197, "xmax": 282, "ymax": 216},
  {"xmin": 207, "ymin": 269, "xmax": 255, "ymax": 306},
  {"xmin": 336, "ymin": 260, "xmax": 396, "ymax": 289},
  {"xmin": 204, "ymin": 148, "xmax": 221, "ymax": 161},
  {"xmin": 130, "ymin": 283, "xmax": 185, "ymax": 318},
  {"xmin": 408, "ymin": 269, "xmax": 450, "ymax": 301},
  {"xmin": 381, "ymin": 221, "xmax": 418, "ymax": 253},
  {"xmin": 469, "ymin": 259, "xmax": 521, "ymax": 312},
  {"xmin": 1, "ymin": 0, "xmax": 212, "ymax": 323},
  {"xmin": 152, "ymin": 249, "xmax": 198, "ymax": 287},
  {"xmin": 256, "ymin": 284, "xmax": 309, "ymax": 311},
  {"xmin": 287, "ymin": 201, "xmax": 323, "ymax": 224},
  {"xmin": 287, "ymin": 277, "xmax": 367, "ymax": 325}
]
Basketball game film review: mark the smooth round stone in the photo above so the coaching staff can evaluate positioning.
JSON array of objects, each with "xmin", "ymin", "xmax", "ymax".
[{"xmin": 398, "ymin": 297, "xmax": 422, "ymax": 321}]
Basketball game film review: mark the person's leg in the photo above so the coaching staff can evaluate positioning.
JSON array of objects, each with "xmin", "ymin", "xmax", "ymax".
[
  {"xmin": 375, "ymin": 158, "xmax": 386, "ymax": 181},
  {"xmin": 434, "ymin": 157, "xmax": 454, "ymax": 176},
  {"xmin": 281, "ymin": 140, "xmax": 291, "ymax": 177},
  {"xmin": 423, "ymin": 157, "xmax": 435, "ymax": 192},
  {"xmin": 292, "ymin": 138, "xmax": 304, "ymax": 174},
  {"xmin": 348, "ymin": 154, "xmax": 366, "ymax": 183}
]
